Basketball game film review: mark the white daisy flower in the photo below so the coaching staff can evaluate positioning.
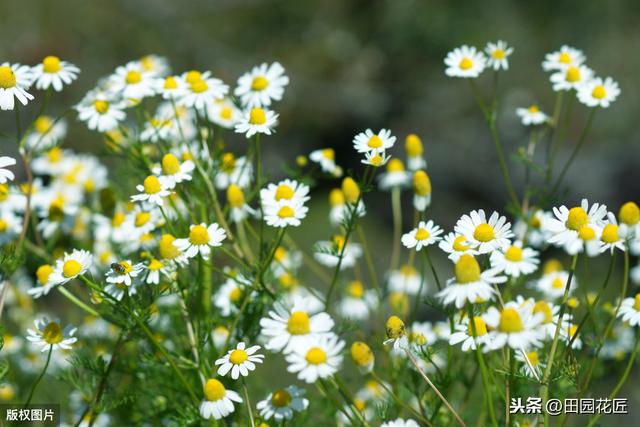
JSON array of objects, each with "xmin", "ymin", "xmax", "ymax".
[
  {"xmin": 412, "ymin": 170, "xmax": 432, "ymax": 211},
  {"xmin": 0, "ymin": 156, "xmax": 17, "ymax": 184},
  {"xmin": 378, "ymin": 159, "xmax": 411, "ymax": 191},
  {"xmin": 490, "ymin": 241, "xmax": 539, "ymax": 277},
  {"xmin": 483, "ymin": 302, "xmax": 543, "ymax": 351},
  {"xmin": 130, "ymin": 175, "xmax": 172, "ymax": 206},
  {"xmin": 550, "ymin": 64, "xmax": 593, "ymax": 91},
  {"xmin": 256, "ymin": 385, "xmax": 309, "ymax": 421},
  {"xmin": 528, "ymin": 299, "xmax": 565, "ymax": 341},
  {"xmin": 211, "ymin": 326, "xmax": 230, "ymax": 351},
  {"xmin": 154, "ymin": 75, "xmax": 186, "ymax": 100},
  {"xmin": 234, "ymin": 62, "xmax": 289, "ymax": 108},
  {"xmin": 545, "ymin": 199, "xmax": 609, "ymax": 256},
  {"xmin": 436, "ymin": 254, "xmax": 505, "ymax": 308},
  {"xmin": 215, "ymin": 342, "xmax": 264, "ymax": 380},
  {"xmin": 179, "ymin": 75, "xmax": 229, "ymax": 110},
  {"xmin": 438, "ymin": 232, "xmax": 479, "ymax": 262},
  {"xmin": 259, "ymin": 297, "xmax": 334, "ymax": 353},
  {"xmin": 206, "ymin": 98, "xmax": 242, "ymax": 128},
  {"xmin": 535, "ymin": 270, "xmax": 577, "ymax": 300},
  {"xmin": 24, "ymin": 116, "xmax": 67, "ymax": 151},
  {"xmin": 560, "ymin": 322, "xmax": 582, "ymax": 350},
  {"xmin": 214, "ymin": 153, "xmax": 253, "ymax": 190},
  {"xmin": 234, "ymin": 107, "xmax": 278, "ymax": 138},
  {"xmin": 387, "ymin": 265, "xmax": 424, "ymax": 296},
  {"xmin": 405, "ymin": 134, "xmax": 427, "ymax": 171},
  {"xmin": 137, "ymin": 54, "xmax": 170, "ymax": 77},
  {"xmin": 105, "ymin": 260, "xmax": 144, "ymax": 287},
  {"xmin": 618, "ymin": 294, "xmax": 640, "ymax": 327},
  {"xmin": 27, "ymin": 264, "xmax": 56, "ymax": 299},
  {"xmin": 309, "ymin": 148, "xmax": 342, "ymax": 177},
  {"xmin": 144, "ymin": 258, "xmax": 171, "ymax": 285},
  {"xmin": 542, "ymin": 45, "xmax": 585, "ymax": 71},
  {"xmin": 108, "ymin": 62, "xmax": 156, "ymax": 100},
  {"xmin": 384, "ymin": 316, "xmax": 409, "ymax": 350},
  {"xmin": 444, "ymin": 45, "xmax": 486, "ymax": 78},
  {"xmin": 455, "ymin": 209, "xmax": 514, "ymax": 254},
  {"xmin": 401, "ymin": 220, "xmax": 443, "ymax": 251},
  {"xmin": 261, "ymin": 179, "xmax": 310, "ymax": 207},
  {"xmin": 381, "ymin": 418, "xmax": 420, "ymax": 427},
  {"xmin": 314, "ymin": 235, "xmax": 362, "ymax": 270},
  {"xmin": 139, "ymin": 116, "xmax": 176, "ymax": 142},
  {"xmin": 263, "ymin": 199, "xmax": 308, "ymax": 228},
  {"xmin": 408, "ymin": 321, "xmax": 438, "ymax": 349},
  {"xmin": 516, "ymin": 105, "xmax": 548, "ymax": 126},
  {"xmin": 361, "ymin": 150, "xmax": 391, "ymax": 168},
  {"xmin": 285, "ymin": 333, "xmax": 345, "ymax": 383},
  {"xmin": 515, "ymin": 350, "xmax": 544, "ymax": 379},
  {"xmin": 26, "ymin": 318, "xmax": 77, "ymax": 352},
  {"xmin": 599, "ymin": 213, "xmax": 626, "ymax": 253},
  {"xmin": 48, "ymin": 249, "xmax": 93, "ymax": 286},
  {"xmin": 76, "ymin": 94, "xmax": 127, "ymax": 132},
  {"xmin": 226, "ymin": 184, "xmax": 256, "ymax": 223},
  {"xmin": 0, "ymin": 63, "xmax": 34, "ymax": 110},
  {"xmin": 199, "ymin": 379, "xmax": 242, "ymax": 420},
  {"xmin": 485, "ymin": 40, "xmax": 513, "ymax": 70},
  {"xmin": 173, "ymin": 223, "xmax": 226, "ymax": 260},
  {"xmin": 353, "ymin": 128, "xmax": 396, "ymax": 154},
  {"xmin": 449, "ymin": 315, "xmax": 493, "ymax": 352},
  {"xmin": 32, "ymin": 55, "xmax": 80, "ymax": 92},
  {"xmin": 337, "ymin": 281, "xmax": 378, "ymax": 321},
  {"xmin": 577, "ymin": 76, "xmax": 620, "ymax": 108},
  {"xmin": 214, "ymin": 275, "xmax": 248, "ymax": 317},
  {"xmin": 618, "ymin": 202, "xmax": 639, "ymax": 241},
  {"xmin": 152, "ymin": 154, "xmax": 194, "ymax": 189}
]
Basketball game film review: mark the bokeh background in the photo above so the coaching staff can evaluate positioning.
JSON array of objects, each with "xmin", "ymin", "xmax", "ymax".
[{"xmin": 2, "ymin": 0, "xmax": 639, "ymax": 425}]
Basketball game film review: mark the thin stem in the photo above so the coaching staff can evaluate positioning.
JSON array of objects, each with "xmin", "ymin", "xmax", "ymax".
[
  {"xmin": 242, "ymin": 381, "xmax": 256, "ymax": 427},
  {"xmin": 390, "ymin": 187, "xmax": 402, "ymax": 271},
  {"xmin": 355, "ymin": 225, "xmax": 382, "ymax": 298},
  {"xmin": 370, "ymin": 371, "xmax": 432, "ymax": 425},
  {"xmin": 57, "ymin": 287, "xmax": 99, "ymax": 317},
  {"xmin": 24, "ymin": 346, "xmax": 53, "ymax": 407}
]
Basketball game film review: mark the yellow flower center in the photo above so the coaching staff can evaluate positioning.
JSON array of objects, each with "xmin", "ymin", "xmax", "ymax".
[
  {"xmin": 277, "ymin": 206, "xmax": 295, "ymax": 218},
  {"xmin": 399, "ymin": 264, "xmax": 417, "ymax": 277},
  {"xmin": 413, "ymin": 170, "xmax": 431, "ymax": 196},
  {"xmin": 135, "ymin": 212, "xmax": 151, "ymax": 227},
  {"xmin": 189, "ymin": 225, "xmax": 210, "ymax": 245},
  {"xmin": 249, "ymin": 107, "xmax": 267, "ymax": 125},
  {"xmin": 455, "ymin": 254, "xmax": 481, "ymax": 284},
  {"xmin": 116, "ymin": 261, "xmax": 133, "ymax": 275},
  {"xmin": 163, "ymin": 76, "xmax": 178, "ymax": 89},
  {"xmin": 159, "ymin": 234, "xmax": 180, "ymax": 259},
  {"xmin": 305, "ymin": 347, "xmax": 327, "ymax": 365},
  {"xmin": 204, "ymin": 379, "xmax": 226, "ymax": 401},
  {"xmin": 387, "ymin": 158, "xmax": 405, "ymax": 172},
  {"xmin": 405, "ymin": 134, "xmax": 423, "ymax": 156},
  {"xmin": 452, "ymin": 235, "xmax": 470, "ymax": 251},
  {"xmin": 111, "ymin": 212, "xmax": 126, "ymax": 228},
  {"xmin": 220, "ymin": 106, "xmax": 233, "ymax": 120},
  {"xmin": 329, "ymin": 188, "xmax": 345, "ymax": 206},
  {"xmin": 533, "ymin": 301, "xmax": 553, "ymax": 324},
  {"xmin": 161, "ymin": 154, "xmax": 181, "ymax": 175},
  {"xmin": 634, "ymin": 294, "xmax": 640, "ymax": 311},
  {"xmin": 543, "ymin": 259, "xmax": 562, "ymax": 274},
  {"xmin": 148, "ymin": 259, "xmax": 163, "ymax": 271},
  {"xmin": 528, "ymin": 105, "xmax": 539, "ymax": 113},
  {"xmin": 229, "ymin": 349, "xmax": 248, "ymax": 364},
  {"xmin": 0, "ymin": 66, "xmax": 17, "ymax": 88},
  {"xmin": 0, "ymin": 184, "xmax": 8, "ymax": 202},
  {"xmin": 36, "ymin": 264, "xmax": 54, "ymax": 285},
  {"xmin": 341, "ymin": 177, "xmax": 360, "ymax": 203},
  {"xmin": 347, "ymin": 280, "xmax": 364, "ymax": 298},
  {"xmin": 185, "ymin": 70, "xmax": 201, "ymax": 84},
  {"xmin": 527, "ymin": 351, "xmax": 539, "ymax": 366},
  {"xmin": 386, "ymin": 315, "xmax": 406, "ymax": 339},
  {"xmin": 125, "ymin": 70, "xmax": 142, "ymax": 84},
  {"xmin": 42, "ymin": 322, "xmax": 63, "ymax": 344},
  {"xmin": 143, "ymin": 175, "xmax": 162, "ymax": 194},
  {"xmin": 94, "ymin": 100, "xmax": 109, "ymax": 114},
  {"xmin": 227, "ymin": 184, "xmax": 245, "ymax": 208},
  {"xmin": 619, "ymin": 202, "xmax": 640, "ymax": 225},
  {"xmin": 415, "ymin": 228, "xmax": 430, "ymax": 241},
  {"xmin": 551, "ymin": 277, "xmax": 565, "ymax": 289},
  {"xmin": 467, "ymin": 316, "xmax": 488, "ymax": 337},
  {"xmin": 287, "ymin": 311, "xmax": 310, "ymax": 335},
  {"xmin": 322, "ymin": 148, "xmax": 335, "ymax": 160},
  {"xmin": 220, "ymin": 153, "xmax": 236, "ymax": 173},
  {"xmin": 34, "ymin": 116, "xmax": 54, "ymax": 134},
  {"xmin": 473, "ymin": 223, "xmax": 495, "ymax": 242},
  {"xmin": 350, "ymin": 341, "xmax": 373, "ymax": 366},
  {"xmin": 566, "ymin": 207, "xmax": 589, "ymax": 231},
  {"xmin": 566, "ymin": 66, "xmax": 581, "ymax": 83},
  {"xmin": 498, "ymin": 308, "xmax": 524, "ymax": 333},
  {"xmin": 492, "ymin": 49, "xmax": 506, "ymax": 59},
  {"xmin": 229, "ymin": 287, "xmax": 242, "ymax": 303},
  {"xmin": 275, "ymin": 184, "xmax": 294, "ymax": 200},
  {"xmin": 190, "ymin": 79, "xmax": 208, "ymax": 93},
  {"xmin": 271, "ymin": 389, "xmax": 292, "ymax": 408},
  {"xmin": 274, "ymin": 246, "xmax": 286, "ymax": 262},
  {"xmin": 504, "ymin": 246, "xmax": 523, "ymax": 262},
  {"xmin": 601, "ymin": 224, "xmax": 619, "ymax": 244},
  {"xmin": 591, "ymin": 85, "xmax": 606, "ymax": 99},
  {"xmin": 559, "ymin": 52, "xmax": 571, "ymax": 64},
  {"xmin": 459, "ymin": 57, "xmax": 473, "ymax": 70},
  {"xmin": 251, "ymin": 76, "xmax": 269, "ymax": 91},
  {"xmin": 0, "ymin": 219, "xmax": 6, "ymax": 233},
  {"xmin": 62, "ymin": 260, "xmax": 82, "ymax": 278},
  {"xmin": 367, "ymin": 135, "xmax": 383, "ymax": 149},
  {"xmin": 578, "ymin": 225, "xmax": 596, "ymax": 241},
  {"xmin": 42, "ymin": 55, "xmax": 62, "ymax": 73}
]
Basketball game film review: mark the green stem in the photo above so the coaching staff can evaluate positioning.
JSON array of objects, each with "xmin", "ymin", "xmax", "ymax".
[
  {"xmin": 356, "ymin": 225, "xmax": 382, "ymax": 298},
  {"xmin": 390, "ymin": 187, "xmax": 402, "ymax": 271},
  {"xmin": 58, "ymin": 287, "xmax": 99, "ymax": 317},
  {"xmin": 242, "ymin": 380, "xmax": 256, "ymax": 427},
  {"xmin": 24, "ymin": 346, "xmax": 53, "ymax": 407}
]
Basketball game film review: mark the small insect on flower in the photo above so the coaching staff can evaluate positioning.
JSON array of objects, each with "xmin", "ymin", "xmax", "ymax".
[
  {"xmin": 0, "ymin": 62, "xmax": 34, "ymax": 110},
  {"xmin": 106, "ymin": 260, "xmax": 144, "ymax": 286},
  {"xmin": 485, "ymin": 40, "xmax": 514, "ymax": 71},
  {"xmin": 285, "ymin": 333, "xmax": 345, "ymax": 383},
  {"xmin": 234, "ymin": 62, "xmax": 289, "ymax": 108},
  {"xmin": 32, "ymin": 55, "xmax": 80, "ymax": 92},
  {"xmin": 215, "ymin": 342, "xmax": 265, "ymax": 380},
  {"xmin": 173, "ymin": 223, "xmax": 226, "ymax": 260},
  {"xmin": 516, "ymin": 105, "xmax": 548, "ymax": 126},
  {"xmin": 444, "ymin": 45, "xmax": 486, "ymax": 78},
  {"xmin": 401, "ymin": 220, "xmax": 444, "ymax": 251},
  {"xmin": 234, "ymin": 107, "xmax": 279, "ymax": 138},
  {"xmin": 384, "ymin": 315, "xmax": 408, "ymax": 350},
  {"xmin": 26, "ymin": 318, "xmax": 77, "ymax": 352},
  {"xmin": 256, "ymin": 385, "xmax": 309, "ymax": 422},
  {"xmin": 199, "ymin": 378, "xmax": 242, "ymax": 420},
  {"xmin": 0, "ymin": 156, "xmax": 17, "ymax": 184}
]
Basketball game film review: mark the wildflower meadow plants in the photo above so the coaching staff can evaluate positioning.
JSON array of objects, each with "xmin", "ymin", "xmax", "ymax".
[{"xmin": 0, "ymin": 42, "xmax": 638, "ymax": 427}]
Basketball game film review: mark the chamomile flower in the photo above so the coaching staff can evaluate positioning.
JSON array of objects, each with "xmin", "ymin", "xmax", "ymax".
[
  {"xmin": 206, "ymin": 98, "xmax": 242, "ymax": 128},
  {"xmin": 437, "ymin": 254, "xmax": 505, "ymax": 308},
  {"xmin": 144, "ymin": 258, "xmax": 171, "ymax": 285},
  {"xmin": 387, "ymin": 265, "xmax": 424, "ymax": 295},
  {"xmin": 215, "ymin": 342, "xmax": 264, "ymax": 379},
  {"xmin": 180, "ymin": 74, "xmax": 229, "ymax": 110},
  {"xmin": 263, "ymin": 199, "xmax": 308, "ymax": 228},
  {"xmin": 48, "ymin": 249, "xmax": 93, "ymax": 286},
  {"xmin": 381, "ymin": 419, "xmax": 420, "ymax": 427},
  {"xmin": 256, "ymin": 385, "xmax": 309, "ymax": 421},
  {"xmin": 599, "ymin": 213, "xmax": 625, "ymax": 253},
  {"xmin": 0, "ymin": 156, "xmax": 17, "ymax": 184},
  {"xmin": 485, "ymin": 40, "xmax": 513, "ymax": 70},
  {"xmin": 173, "ymin": 223, "xmax": 226, "ymax": 260},
  {"xmin": 542, "ymin": 46, "xmax": 585, "ymax": 71},
  {"xmin": 353, "ymin": 129, "xmax": 396, "ymax": 154},
  {"xmin": 131, "ymin": 175, "xmax": 172, "ymax": 206},
  {"xmin": 350, "ymin": 341, "xmax": 375, "ymax": 373},
  {"xmin": 105, "ymin": 260, "xmax": 144, "ymax": 287},
  {"xmin": 234, "ymin": 62, "xmax": 289, "ymax": 108},
  {"xmin": 401, "ymin": 220, "xmax": 443, "ymax": 251},
  {"xmin": 214, "ymin": 153, "xmax": 253, "ymax": 189},
  {"xmin": 384, "ymin": 316, "xmax": 408, "ymax": 350},
  {"xmin": 455, "ymin": 209, "xmax": 514, "ymax": 254},
  {"xmin": 550, "ymin": 65, "xmax": 593, "ymax": 91},
  {"xmin": 545, "ymin": 199, "xmax": 608, "ymax": 255},
  {"xmin": 361, "ymin": 150, "xmax": 391, "ymax": 167},
  {"xmin": 226, "ymin": 185, "xmax": 256, "ymax": 223},
  {"xmin": 199, "ymin": 379, "xmax": 242, "ymax": 420},
  {"xmin": 26, "ymin": 264, "xmax": 56, "ymax": 299},
  {"xmin": 26, "ymin": 318, "xmax": 77, "ymax": 352},
  {"xmin": 577, "ymin": 77, "xmax": 620, "ymax": 108},
  {"xmin": 234, "ymin": 107, "xmax": 278, "ymax": 138},
  {"xmin": 404, "ymin": 134, "xmax": 427, "ymax": 170},
  {"xmin": 0, "ymin": 63, "xmax": 34, "ymax": 110},
  {"xmin": 285, "ymin": 333, "xmax": 345, "ymax": 383},
  {"xmin": 439, "ymin": 232, "xmax": 478, "ymax": 262},
  {"xmin": 25, "ymin": 116, "xmax": 67, "ymax": 151},
  {"xmin": 449, "ymin": 315, "xmax": 492, "ymax": 352},
  {"xmin": 309, "ymin": 149, "xmax": 342, "ymax": 176},
  {"xmin": 32, "ymin": 56, "xmax": 80, "ymax": 91},
  {"xmin": 483, "ymin": 302, "xmax": 543, "ymax": 350},
  {"xmin": 314, "ymin": 235, "xmax": 362, "ymax": 269},
  {"xmin": 516, "ymin": 105, "xmax": 548, "ymax": 126},
  {"xmin": 618, "ymin": 294, "xmax": 640, "ymax": 327},
  {"xmin": 76, "ymin": 94, "xmax": 126, "ymax": 132},
  {"xmin": 618, "ymin": 201, "xmax": 639, "ymax": 240},
  {"xmin": 412, "ymin": 170, "xmax": 432, "ymax": 211},
  {"xmin": 139, "ymin": 116, "xmax": 176, "ymax": 142},
  {"xmin": 152, "ymin": 154, "xmax": 194, "ymax": 189},
  {"xmin": 560, "ymin": 322, "xmax": 582, "ymax": 350},
  {"xmin": 378, "ymin": 159, "xmax": 411, "ymax": 190},
  {"xmin": 444, "ymin": 45, "xmax": 486, "ymax": 78},
  {"xmin": 109, "ymin": 62, "xmax": 156, "ymax": 100},
  {"xmin": 259, "ymin": 297, "xmax": 334, "ymax": 353},
  {"xmin": 137, "ymin": 54, "xmax": 170, "ymax": 77},
  {"xmin": 536, "ymin": 270, "xmax": 577, "ymax": 300},
  {"xmin": 515, "ymin": 350, "xmax": 544, "ymax": 379},
  {"xmin": 155, "ymin": 75, "xmax": 186, "ymax": 100},
  {"xmin": 338, "ymin": 281, "xmax": 378, "ymax": 321},
  {"xmin": 490, "ymin": 242, "xmax": 539, "ymax": 277}
]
